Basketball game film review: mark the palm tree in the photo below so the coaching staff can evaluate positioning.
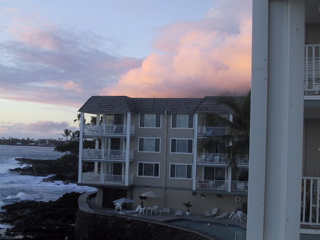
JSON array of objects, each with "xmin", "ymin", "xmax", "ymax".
[
  {"xmin": 198, "ymin": 91, "xmax": 251, "ymax": 169},
  {"xmin": 61, "ymin": 129, "xmax": 72, "ymax": 142},
  {"xmin": 70, "ymin": 130, "xmax": 80, "ymax": 142},
  {"xmin": 74, "ymin": 113, "xmax": 81, "ymax": 126}
]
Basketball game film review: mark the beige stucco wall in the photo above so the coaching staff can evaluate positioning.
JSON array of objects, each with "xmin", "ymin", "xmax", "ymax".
[{"xmin": 129, "ymin": 188, "xmax": 247, "ymax": 215}]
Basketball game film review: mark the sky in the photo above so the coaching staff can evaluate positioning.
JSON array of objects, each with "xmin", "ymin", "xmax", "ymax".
[{"xmin": 0, "ymin": 0, "xmax": 252, "ymax": 140}]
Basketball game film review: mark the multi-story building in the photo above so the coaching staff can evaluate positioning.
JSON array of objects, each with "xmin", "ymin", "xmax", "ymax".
[
  {"xmin": 77, "ymin": 96, "xmax": 248, "ymax": 214},
  {"xmin": 248, "ymin": 0, "xmax": 320, "ymax": 239}
]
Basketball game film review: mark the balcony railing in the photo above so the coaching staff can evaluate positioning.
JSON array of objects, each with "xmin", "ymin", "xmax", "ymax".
[
  {"xmin": 197, "ymin": 153, "xmax": 228, "ymax": 165},
  {"xmin": 81, "ymin": 172, "xmax": 133, "ymax": 185},
  {"xmin": 305, "ymin": 44, "xmax": 320, "ymax": 95},
  {"xmin": 198, "ymin": 126, "xmax": 227, "ymax": 137},
  {"xmin": 236, "ymin": 158, "xmax": 249, "ymax": 166},
  {"xmin": 197, "ymin": 154, "xmax": 249, "ymax": 166},
  {"xmin": 197, "ymin": 179, "xmax": 229, "ymax": 191},
  {"xmin": 82, "ymin": 149, "xmax": 134, "ymax": 161},
  {"xmin": 83, "ymin": 124, "xmax": 135, "ymax": 136},
  {"xmin": 231, "ymin": 181, "xmax": 248, "ymax": 192},
  {"xmin": 301, "ymin": 177, "xmax": 320, "ymax": 226},
  {"xmin": 197, "ymin": 179, "xmax": 248, "ymax": 192}
]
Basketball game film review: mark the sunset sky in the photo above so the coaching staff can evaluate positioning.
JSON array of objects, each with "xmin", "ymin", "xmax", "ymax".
[{"xmin": 0, "ymin": 0, "xmax": 252, "ymax": 140}]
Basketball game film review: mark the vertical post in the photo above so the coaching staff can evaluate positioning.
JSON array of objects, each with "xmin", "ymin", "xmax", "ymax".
[
  {"xmin": 247, "ymin": 0, "xmax": 304, "ymax": 239},
  {"xmin": 125, "ymin": 112, "xmax": 131, "ymax": 186},
  {"xmin": 94, "ymin": 114, "xmax": 100, "ymax": 173},
  {"xmin": 192, "ymin": 113, "xmax": 198, "ymax": 191},
  {"xmin": 78, "ymin": 112, "xmax": 84, "ymax": 183}
]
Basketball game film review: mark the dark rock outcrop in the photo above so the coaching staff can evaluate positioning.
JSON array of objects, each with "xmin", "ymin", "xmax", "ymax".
[
  {"xmin": 9, "ymin": 158, "xmax": 77, "ymax": 184},
  {"xmin": 1, "ymin": 192, "xmax": 81, "ymax": 240}
]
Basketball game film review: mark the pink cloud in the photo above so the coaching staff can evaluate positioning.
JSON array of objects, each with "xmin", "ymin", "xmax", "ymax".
[
  {"xmin": 16, "ymin": 27, "xmax": 61, "ymax": 51},
  {"xmin": 102, "ymin": 0, "xmax": 252, "ymax": 97},
  {"xmin": 63, "ymin": 80, "xmax": 83, "ymax": 92}
]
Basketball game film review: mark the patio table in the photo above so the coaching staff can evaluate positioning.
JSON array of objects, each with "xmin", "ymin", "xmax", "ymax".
[{"xmin": 146, "ymin": 207, "xmax": 156, "ymax": 215}]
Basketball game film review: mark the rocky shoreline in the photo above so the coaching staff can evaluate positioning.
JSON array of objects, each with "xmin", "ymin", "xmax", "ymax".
[
  {"xmin": 0, "ymin": 157, "xmax": 80, "ymax": 239},
  {"xmin": 1, "ymin": 192, "xmax": 81, "ymax": 240},
  {"xmin": 11, "ymin": 158, "xmax": 78, "ymax": 184}
]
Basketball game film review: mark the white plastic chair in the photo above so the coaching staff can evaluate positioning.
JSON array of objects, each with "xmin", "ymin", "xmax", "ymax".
[
  {"xmin": 114, "ymin": 203, "xmax": 122, "ymax": 211},
  {"xmin": 139, "ymin": 207, "xmax": 145, "ymax": 215}
]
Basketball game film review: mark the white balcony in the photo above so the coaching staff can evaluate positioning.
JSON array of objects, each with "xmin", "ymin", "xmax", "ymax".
[
  {"xmin": 83, "ymin": 124, "xmax": 135, "ymax": 136},
  {"xmin": 197, "ymin": 179, "xmax": 229, "ymax": 191},
  {"xmin": 197, "ymin": 179, "xmax": 248, "ymax": 192},
  {"xmin": 81, "ymin": 172, "xmax": 133, "ymax": 185},
  {"xmin": 82, "ymin": 149, "xmax": 134, "ymax": 161},
  {"xmin": 305, "ymin": 44, "xmax": 320, "ymax": 96},
  {"xmin": 236, "ymin": 158, "xmax": 249, "ymax": 166},
  {"xmin": 301, "ymin": 177, "xmax": 320, "ymax": 226},
  {"xmin": 198, "ymin": 126, "xmax": 227, "ymax": 137},
  {"xmin": 231, "ymin": 181, "xmax": 248, "ymax": 192},
  {"xmin": 197, "ymin": 153, "xmax": 228, "ymax": 165}
]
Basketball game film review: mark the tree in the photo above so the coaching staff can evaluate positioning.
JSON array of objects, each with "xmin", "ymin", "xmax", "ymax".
[
  {"xmin": 61, "ymin": 129, "xmax": 72, "ymax": 142},
  {"xmin": 74, "ymin": 113, "xmax": 81, "ymax": 126},
  {"xmin": 70, "ymin": 130, "xmax": 80, "ymax": 142},
  {"xmin": 198, "ymin": 91, "xmax": 251, "ymax": 169}
]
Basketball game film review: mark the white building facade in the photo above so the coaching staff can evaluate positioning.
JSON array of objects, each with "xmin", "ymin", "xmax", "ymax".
[
  {"xmin": 77, "ymin": 96, "xmax": 249, "ymax": 215},
  {"xmin": 248, "ymin": 0, "xmax": 320, "ymax": 239}
]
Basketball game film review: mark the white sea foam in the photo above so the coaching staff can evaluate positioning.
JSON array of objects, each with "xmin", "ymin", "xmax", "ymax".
[{"xmin": 0, "ymin": 145, "xmax": 95, "ymax": 206}]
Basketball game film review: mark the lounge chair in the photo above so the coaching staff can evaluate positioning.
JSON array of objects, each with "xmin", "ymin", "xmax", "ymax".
[
  {"xmin": 124, "ymin": 205, "xmax": 141, "ymax": 214},
  {"xmin": 175, "ymin": 210, "xmax": 182, "ymax": 216},
  {"xmin": 204, "ymin": 208, "xmax": 218, "ymax": 217},
  {"xmin": 215, "ymin": 212, "xmax": 229, "ymax": 219}
]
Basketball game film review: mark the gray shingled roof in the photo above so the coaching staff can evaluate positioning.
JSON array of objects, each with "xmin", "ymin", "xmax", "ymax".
[
  {"xmin": 78, "ymin": 96, "xmax": 235, "ymax": 114},
  {"xmin": 195, "ymin": 96, "xmax": 233, "ymax": 114},
  {"xmin": 132, "ymin": 98, "xmax": 203, "ymax": 114},
  {"xmin": 78, "ymin": 96, "xmax": 136, "ymax": 114}
]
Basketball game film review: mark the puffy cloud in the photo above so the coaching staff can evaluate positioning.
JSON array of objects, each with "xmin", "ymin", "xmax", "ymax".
[
  {"xmin": 0, "ymin": 0, "xmax": 252, "ymax": 112},
  {"xmin": 102, "ymin": 0, "xmax": 252, "ymax": 97},
  {"xmin": 0, "ymin": 9, "xmax": 143, "ymax": 107}
]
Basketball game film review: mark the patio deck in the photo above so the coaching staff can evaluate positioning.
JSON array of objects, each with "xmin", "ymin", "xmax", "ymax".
[{"xmin": 84, "ymin": 193, "xmax": 247, "ymax": 229}]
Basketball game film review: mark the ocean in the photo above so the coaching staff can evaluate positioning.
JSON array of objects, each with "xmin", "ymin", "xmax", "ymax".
[{"xmin": 0, "ymin": 145, "xmax": 95, "ymax": 229}]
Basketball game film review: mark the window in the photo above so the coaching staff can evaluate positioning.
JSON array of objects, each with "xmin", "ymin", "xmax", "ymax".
[
  {"xmin": 139, "ymin": 138, "xmax": 160, "ymax": 152},
  {"xmin": 172, "ymin": 114, "xmax": 193, "ymax": 128},
  {"xmin": 140, "ymin": 114, "xmax": 161, "ymax": 128},
  {"xmin": 138, "ymin": 162, "xmax": 160, "ymax": 177},
  {"xmin": 170, "ymin": 164, "xmax": 192, "ymax": 179},
  {"xmin": 204, "ymin": 167, "xmax": 226, "ymax": 180},
  {"xmin": 171, "ymin": 139, "xmax": 193, "ymax": 153}
]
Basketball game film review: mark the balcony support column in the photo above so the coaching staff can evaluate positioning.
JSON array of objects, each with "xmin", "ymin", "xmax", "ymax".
[
  {"xmin": 192, "ymin": 113, "xmax": 198, "ymax": 191},
  {"xmin": 124, "ymin": 112, "xmax": 131, "ymax": 186},
  {"xmin": 248, "ymin": 1, "xmax": 304, "ymax": 240},
  {"xmin": 227, "ymin": 166, "xmax": 232, "ymax": 192},
  {"xmin": 78, "ymin": 112, "xmax": 84, "ymax": 183},
  {"xmin": 94, "ymin": 114, "xmax": 100, "ymax": 173}
]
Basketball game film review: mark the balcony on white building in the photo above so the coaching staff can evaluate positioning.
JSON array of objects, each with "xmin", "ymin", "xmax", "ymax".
[
  {"xmin": 305, "ymin": 44, "xmax": 320, "ymax": 97},
  {"xmin": 197, "ymin": 153, "xmax": 227, "ymax": 165},
  {"xmin": 301, "ymin": 177, "xmax": 320, "ymax": 227},
  {"xmin": 81, "ymin": 172, "xmax": 133, "ymax": 186},
  {"xmin": 82, "ymin": 149, "xmax": 134, "ymax": 162},
  {"xmin": 83, "ymin": 124, "xmax": 135, "ymax": 136},
  {"xmin": 197, "ymin": 126, "xmax": 227, "ymax": 137}
]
